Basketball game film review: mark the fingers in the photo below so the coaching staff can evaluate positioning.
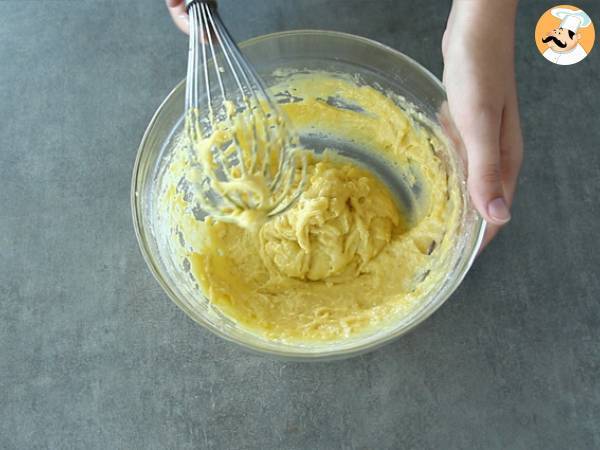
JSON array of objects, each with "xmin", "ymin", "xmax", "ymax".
[
  {"xmin": 499, "ymin": 85, "xmax": 523, "ymax": 207},
  {"xmin": 479, "ymin": 87, "xmax": 523, "ymax": 252},
  {"xmin": 438, "ymin": 102, "xmax": 467, "ymax": 168},
  {"xmin": 457, "ymin": 104, "xmax": 511, "ymax": 226},
  {"xmin": 165, "ymin": 0, "xmax": 190, "ymax": 34}
]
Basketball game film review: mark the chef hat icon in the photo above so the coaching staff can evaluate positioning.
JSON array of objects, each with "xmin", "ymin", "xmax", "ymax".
[{"xmin": 551, "ymin": 8, "xmax": 592, "ymax": 33}]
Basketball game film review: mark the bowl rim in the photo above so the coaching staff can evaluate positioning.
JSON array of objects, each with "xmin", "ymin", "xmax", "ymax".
[{"xmin": 131, "ymin": 29, "xmax": 486, "ymax": 360}]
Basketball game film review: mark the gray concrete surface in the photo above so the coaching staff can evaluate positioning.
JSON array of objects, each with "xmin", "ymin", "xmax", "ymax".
[{"xmin": 1, "ymin": 1, "xmax": 599, "ymax": 449}]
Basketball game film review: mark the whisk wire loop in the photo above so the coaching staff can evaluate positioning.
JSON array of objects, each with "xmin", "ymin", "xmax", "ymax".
[{"xmin": 184, "ymin": 0, "xmax": 305, "ymax": 219}]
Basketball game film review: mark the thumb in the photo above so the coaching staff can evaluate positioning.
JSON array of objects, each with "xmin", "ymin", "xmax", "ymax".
[{"xmin": 459, "ymin": 108, "xmax": 511, "ymax": 225}]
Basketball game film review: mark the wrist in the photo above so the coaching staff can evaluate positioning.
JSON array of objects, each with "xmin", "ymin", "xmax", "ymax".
[
  {"xmin": 448, "ymin": 0, "xmax": 518, "ymax": 34},
  {"xmin": 451, "ymin": 0, "xmax": 519, "ymax": 20},
  {"xmin": 444, "ymin": 0, "xmax": 517, "ymax": 59}
]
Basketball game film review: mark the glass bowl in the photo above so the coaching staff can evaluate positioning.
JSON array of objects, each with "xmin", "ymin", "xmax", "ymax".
[{"xmin": 131, "ymin": 30, "xmax": 485, "ymax": 360}]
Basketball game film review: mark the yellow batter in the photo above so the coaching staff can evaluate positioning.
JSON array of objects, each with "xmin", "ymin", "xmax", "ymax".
[{"xmin": 157, "ymin": 71, "xmax": 461, "ymax": 342}]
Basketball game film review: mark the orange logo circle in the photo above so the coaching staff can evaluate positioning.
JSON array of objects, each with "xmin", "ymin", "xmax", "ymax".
[{"xmin": 535, "ymin": 4, "xmax": 595, "ymax": 65}]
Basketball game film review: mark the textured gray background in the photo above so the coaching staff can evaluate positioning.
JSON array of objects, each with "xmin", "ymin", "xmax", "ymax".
[{"xmin": 1, "ymin": 0, "xmax": 599, "ymax": 449}]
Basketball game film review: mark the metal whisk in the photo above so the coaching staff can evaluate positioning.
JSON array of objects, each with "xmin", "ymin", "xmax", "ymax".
[{"xmin": 184, "ymin": 0, "xmax": 306, "ymax": 219}]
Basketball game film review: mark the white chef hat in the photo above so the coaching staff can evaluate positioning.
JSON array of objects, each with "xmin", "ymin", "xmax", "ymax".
[{"xmin": 551, "ymin": 8, "xmax": 592, "ymax": 33}]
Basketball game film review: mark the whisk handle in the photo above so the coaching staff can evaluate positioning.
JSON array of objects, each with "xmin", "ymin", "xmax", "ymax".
[{"xmin": 185, "ymin": 0, "xmax": 217, "ymax": 9}]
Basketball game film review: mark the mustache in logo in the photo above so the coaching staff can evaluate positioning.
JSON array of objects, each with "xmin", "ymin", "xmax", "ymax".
[{"xmin": 542, "ymin": 35, "xmax": 567, "ymax": 48}]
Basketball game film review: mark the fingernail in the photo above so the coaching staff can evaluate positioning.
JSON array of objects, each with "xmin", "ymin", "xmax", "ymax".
[{"xmin": 487, "ymin": 197, "xmax": 511, "ymax": 224}]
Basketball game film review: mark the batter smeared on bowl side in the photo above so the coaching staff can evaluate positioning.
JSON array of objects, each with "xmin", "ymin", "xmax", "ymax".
[{"xmin": 157, "ymin": 71, "xmax": 461, "ymax": 342}]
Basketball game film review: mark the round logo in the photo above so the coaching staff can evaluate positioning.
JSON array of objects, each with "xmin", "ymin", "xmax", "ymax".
[{"xmin": 535, "ymin": 4, "xmax": 595, "ymax": 65}]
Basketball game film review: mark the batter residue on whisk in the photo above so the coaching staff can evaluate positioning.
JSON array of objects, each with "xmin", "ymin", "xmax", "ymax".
[{"xmin": 158, "ymin": 71, "xmax": 461, "ymax": 342}]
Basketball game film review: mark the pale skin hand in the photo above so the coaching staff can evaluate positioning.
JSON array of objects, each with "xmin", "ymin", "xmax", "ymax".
[
  {"xmin": 166, "ymin": 0, "xmax": 190, "ymax": 34},
  {"xmin": 443, "ymin": 0, "xmax": 523, "ymax": 249},
  {"xmin": 166, "ymin": 0, "xmax": 524, "ymax": 250}
]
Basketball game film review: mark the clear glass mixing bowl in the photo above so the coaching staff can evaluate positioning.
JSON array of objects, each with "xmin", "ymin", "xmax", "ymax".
[{"xmin": 131, "ymin": 30, "xmax": 485, "ymax": 360}]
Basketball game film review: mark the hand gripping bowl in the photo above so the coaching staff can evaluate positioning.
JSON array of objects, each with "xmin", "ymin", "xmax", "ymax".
[{"xmin": 131, "ymin": 30, "xmax": 485, "ymax": 360}]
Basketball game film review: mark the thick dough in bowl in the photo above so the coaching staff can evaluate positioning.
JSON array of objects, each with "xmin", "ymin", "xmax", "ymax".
[{"xmin": 157, "ymin": 72, "xmax": 461, "ymax": 342}]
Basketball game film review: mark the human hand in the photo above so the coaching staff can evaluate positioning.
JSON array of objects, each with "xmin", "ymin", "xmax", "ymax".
[
  {"xmin": 166, "ymin": 0, "xmax": 190, "ymax": 34},
  {"xmin": 442, "ymin": 0, "xmax": 523, "ymax": 249}
]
